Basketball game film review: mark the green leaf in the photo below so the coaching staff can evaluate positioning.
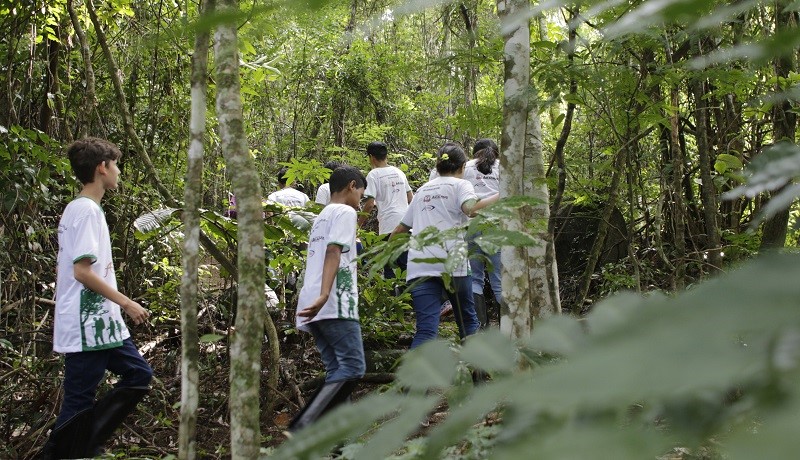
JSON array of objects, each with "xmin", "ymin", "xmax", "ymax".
[
  {"xmin": 723, "ymin": 142, "xmax": 800, "ymax": 199},
  {"xmin": 352, "ymin": 394, "xmax": 439, "ymax": 460},
  {"xmin": 525, "ymin": 315, "xmax": 586, "ymax": 356},
  {"xmin": 200, "ymin": 334, "xmax": 225, "ymax": 343},
  {"xmin": 460, "ymin": 330, "xmax": 517, "ymax": 373},
  {"xmin": 395, "ymin": 341, "xmax": 458, "ymax": 391},
  {"xmin": 715, "ymin": 153, "xmax": 744, "ymax": 173}
]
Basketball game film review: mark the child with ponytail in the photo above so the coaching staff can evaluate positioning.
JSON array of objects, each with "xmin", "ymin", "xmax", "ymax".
[{"xmin": 391, "ymin": 143, "xmax": 499, "ymax": 348}]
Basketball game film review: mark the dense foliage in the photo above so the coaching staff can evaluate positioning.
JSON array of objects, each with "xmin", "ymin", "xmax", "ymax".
[{"xmin": 1, "ymin": 0, "xmax": 798, "ymax": 458}]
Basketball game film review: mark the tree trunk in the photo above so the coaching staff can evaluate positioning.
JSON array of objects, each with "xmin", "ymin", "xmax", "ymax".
[
  {"xmin": 692, "ymin": 72, "xmax": 722, "ymax": 271},
  {"xmin": 67, "ymin": 0, "xmax": 96, "ymax": 138},
  {"xmin": 214, "ymin": 1, "xmax": 266, "ymax": 457},
  {"xmin": 760, "ymin": 0, "xmax": 797, "ymax": 250},
  {"xmin": 527, "ymin": 107, "xmax": 562, "ymax": 317},
  {"xmin": 668, "ymin": 86, "xmax": 686, "ymax": 290},
  {"xmin": 548, "ymin": 7, "xmax": 578, "ymax": 232},
  {"xmin": 497, "ymin": 0, "xmax": 537, "ymax": 339},
  {"xmin": 179, "ymin": 1, "xmax": 213, "ymax": 458}
]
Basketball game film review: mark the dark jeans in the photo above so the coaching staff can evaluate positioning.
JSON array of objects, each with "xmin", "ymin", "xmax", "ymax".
[
  {"xmin": 55, "ymin": 338, "xmax": 152, "ymax": 429},
  {"xmin": 382, "ymin": 234, "xmax": 408, "ymax": 280},
  {"xmin": 409, "ymin": 276, "xmax": 479, "ymax": 349},
  {"xmin": 308, "ymin": 319, "xmax": 366, "ymax": 383}
]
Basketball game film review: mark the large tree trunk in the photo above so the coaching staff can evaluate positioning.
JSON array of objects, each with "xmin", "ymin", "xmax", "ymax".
[
  {"xmin": 179, "ymin": 1, "xmax": 213, "ymax": 458},
  {"xmin": 214, "ymin": 1, "xmax": 265, "ymax": 457},
  {"xmin": 760, "ymin": 0, "xmax": 797, "ymax": 250},
  {"xmin": 497, "ymin": 0, "xmax": 542, "ymax": 339}
]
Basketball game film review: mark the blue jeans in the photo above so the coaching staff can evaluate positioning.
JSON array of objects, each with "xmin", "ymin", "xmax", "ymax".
[
  {"xmin": 469, "ymin": 238, "xmax": 502, "ymax": 302},
  {"xmin": 55, "ymin": 338, "xmax": 152, "ymax": 429},
  {"xmin": 409, "ymin": 276, "xmax": 479, "ymax": 349},
  {"xmin": 308, "ymin": 319, "xmax": 366, "ymax": 383}
]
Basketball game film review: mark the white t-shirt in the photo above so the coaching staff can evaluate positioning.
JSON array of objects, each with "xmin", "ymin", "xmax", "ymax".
[
  {"xmin": 267, "ymin": 187, "xmax": 309, "ymax": 207},
  {"xmin": 296, "ymin": 203, "xmax": 359, "ymax": 332},
  {"xmin": 54, "ymin": 197, "xmax": 130, "ymax": 353},
  {"xmin": 315, "ymin": 183, "xmax": 331, "ymax": 206},
  {"xmin": 463, "ymin": 159, "xmax": 500, "ymax": 200},
  {"xmin": 401, "ymin": 177, "xmax": 478, "ymax": 280},
  {"xmin": 365, "ymin": 166, "xmax": 412, "ymax": 235}
]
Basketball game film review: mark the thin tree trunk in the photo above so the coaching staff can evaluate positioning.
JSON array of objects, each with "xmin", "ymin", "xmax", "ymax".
[
  {"xmin": 760, "ymin": 0, "xmax": 797, "ymax": 250},
  {"xmin": 179, "ymin": 1, "xmax": 213, "ymax": 458},
  {"xmin": 85, "ymin": 0, "xmax": 237, "ymax": 277},
  {"xmin": 692, "ymin": 74, "xmax": 722, "ymax": 271},
  {"xmin": 527, "ymin": 108, "xmax": 562, "ymax": 317},
  {"xmin": 67, "ymin": 0, "xmax": 96, "ymax": 138},
  {"xmin": 214, "ymin": 1, "xmax": 265, "ymax": 457},
  {"xmin": 576, "ymin": 128, "xmax": 653, "ymax": 306},
  {"xmin": 669, "ymin": 86, "xmax": 686, "ymax": 290},
  {"xmin": 548, "ymin": 7, "xmax": 578, "ymax": 232}
]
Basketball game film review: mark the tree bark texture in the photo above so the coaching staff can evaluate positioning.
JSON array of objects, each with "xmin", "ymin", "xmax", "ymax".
[
  {"xmin": 497, "ymin": 0, "xmax": 537, "ymax": 339},
  {"xmin": 669, "ymin": 86, "xmax": 686, "ymax": 290},
  {"xmin": 214, "ymin": 1, "xmax": 266, "ymax": 457},
  {"xmin": 692, "ymin": 75, "xmax": 722, "ymax": 271},
  {"xmin": 179, "ymin": 1, "xmax": 213, "ymax": 458}
]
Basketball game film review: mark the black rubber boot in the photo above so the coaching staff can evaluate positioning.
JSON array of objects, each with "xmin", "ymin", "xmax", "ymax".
[
  {"xmin": 288, "ymin": 380, "xmax": 358, "ymax": 432},
  {"xmin": 87, "ymin": 386, "xmax": 149, "ymax": 456},
  {"xmin": 473, "ymin": 294, "xmax": 488, "ymax": 330},
  {"xmin": 37, "ymin": 408, "xmax": 94, "ymax": 459}
]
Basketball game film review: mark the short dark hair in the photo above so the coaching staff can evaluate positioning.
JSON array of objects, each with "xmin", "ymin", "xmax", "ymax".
[
  {"xmin": 473, "ymin": 138, "xmax": 498, "ymax": 175},
  {"xmin": 67, "ymin": 137, "xmax": 122, "ymax": 184},
  {"xmin": 330, "ymin": 166, "xmax": 367, "ymax": 193},
  {"xmin": 435, "ymin": 142, "xmax": 468, "ymax": 175},
  {"xmin": 323, "ymin": 160, "xmax": 342, "ymax": 180},
  {"xmin": 366, "ymin": 141, "xmax": 388, "ymax": 161},
  {"xmin": 277, "ymin": 167, "xmax": 289, "ymax": 186}
]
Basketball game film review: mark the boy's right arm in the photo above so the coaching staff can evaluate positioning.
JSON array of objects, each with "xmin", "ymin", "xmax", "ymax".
[
  {"xmin": 73, "ymin": 259, "xmax": 150, "ymax": 325},
  {"xmin": 297, "ymin": 244, "xmax": 342, "ymax": 321}
]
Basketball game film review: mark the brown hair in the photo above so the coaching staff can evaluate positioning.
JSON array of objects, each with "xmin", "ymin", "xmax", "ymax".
[{"xmin": 66, "ymin": 137, "xmax": 122, "ymax": 184}]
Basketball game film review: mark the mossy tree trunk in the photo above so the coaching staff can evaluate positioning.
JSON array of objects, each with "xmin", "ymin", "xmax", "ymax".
[
  {"xmin": 498, "ymin": 0, "xmax": 559, "ymax": 339},
  {"xmin": 214, "ymin": 0, "xmax": 266, "ymax": 457},
  {"xmin": 179, "ymin": 1, "xmax": 213, "ymax": 458}
]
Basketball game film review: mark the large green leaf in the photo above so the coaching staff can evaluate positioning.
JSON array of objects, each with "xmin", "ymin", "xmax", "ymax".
[{"xmin": 395, "ymin": 341, "xmax": 459, "ymax": 391}]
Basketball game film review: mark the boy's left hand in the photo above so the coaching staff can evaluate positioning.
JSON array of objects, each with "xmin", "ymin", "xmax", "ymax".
[{"xmin": 297, "ymin": 295, "xmax": 328, "ymax": 322}]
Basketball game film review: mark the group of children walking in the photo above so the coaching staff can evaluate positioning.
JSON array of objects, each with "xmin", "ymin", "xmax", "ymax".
[
  {"xmin": 289, "ymin": 139, "xmax": 501, "ymax": 430},
  {"xmin": 41, "ymin": 136, "xmax": 502, "ymax": 456}
]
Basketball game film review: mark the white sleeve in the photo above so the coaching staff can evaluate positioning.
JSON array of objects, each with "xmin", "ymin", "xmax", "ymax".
[
  {"xmin": 327, "ymin": 207, "xmax": 356, "ymax": 252},
  {"xmin": 364, "ymin": 170, "xmax": 378, "ymax": 199}
]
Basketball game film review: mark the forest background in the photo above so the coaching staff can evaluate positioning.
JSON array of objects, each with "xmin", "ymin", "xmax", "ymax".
[{"xmin": 1, "ymin": 0, "xmax": 800, "ymax": 458}]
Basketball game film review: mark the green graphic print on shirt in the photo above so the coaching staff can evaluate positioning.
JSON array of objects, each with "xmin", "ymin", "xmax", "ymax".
[
  {"xmin": 80, "ymin": 288, "xmax": 124, "ymax": 350},
  {"xmin": 335, "ymin": 267, "xmax": 357, "ymax": 318}
]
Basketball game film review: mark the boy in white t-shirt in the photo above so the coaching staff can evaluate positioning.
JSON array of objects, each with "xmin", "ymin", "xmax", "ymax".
[
  {"xmin": 268, "ymin": 167, "xmax": 311, "ymax": 207},
  {"xmin": 267, "ymin": 167, "xmax": 312, "ymax": 229},
  {"xmin": 314, "ymin": 160, "xmax": 342, "ymax": 206},
  {"xmin": 289, "ymin": 166, "xmax": 367, "ymax": 431},
  {"xmin": 39, "ymin": 138, "xmax": 153, "ymax": 459},
  {"xmin": 360, "ymin": 141, "xmax": 413, "ymax": 279}
]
